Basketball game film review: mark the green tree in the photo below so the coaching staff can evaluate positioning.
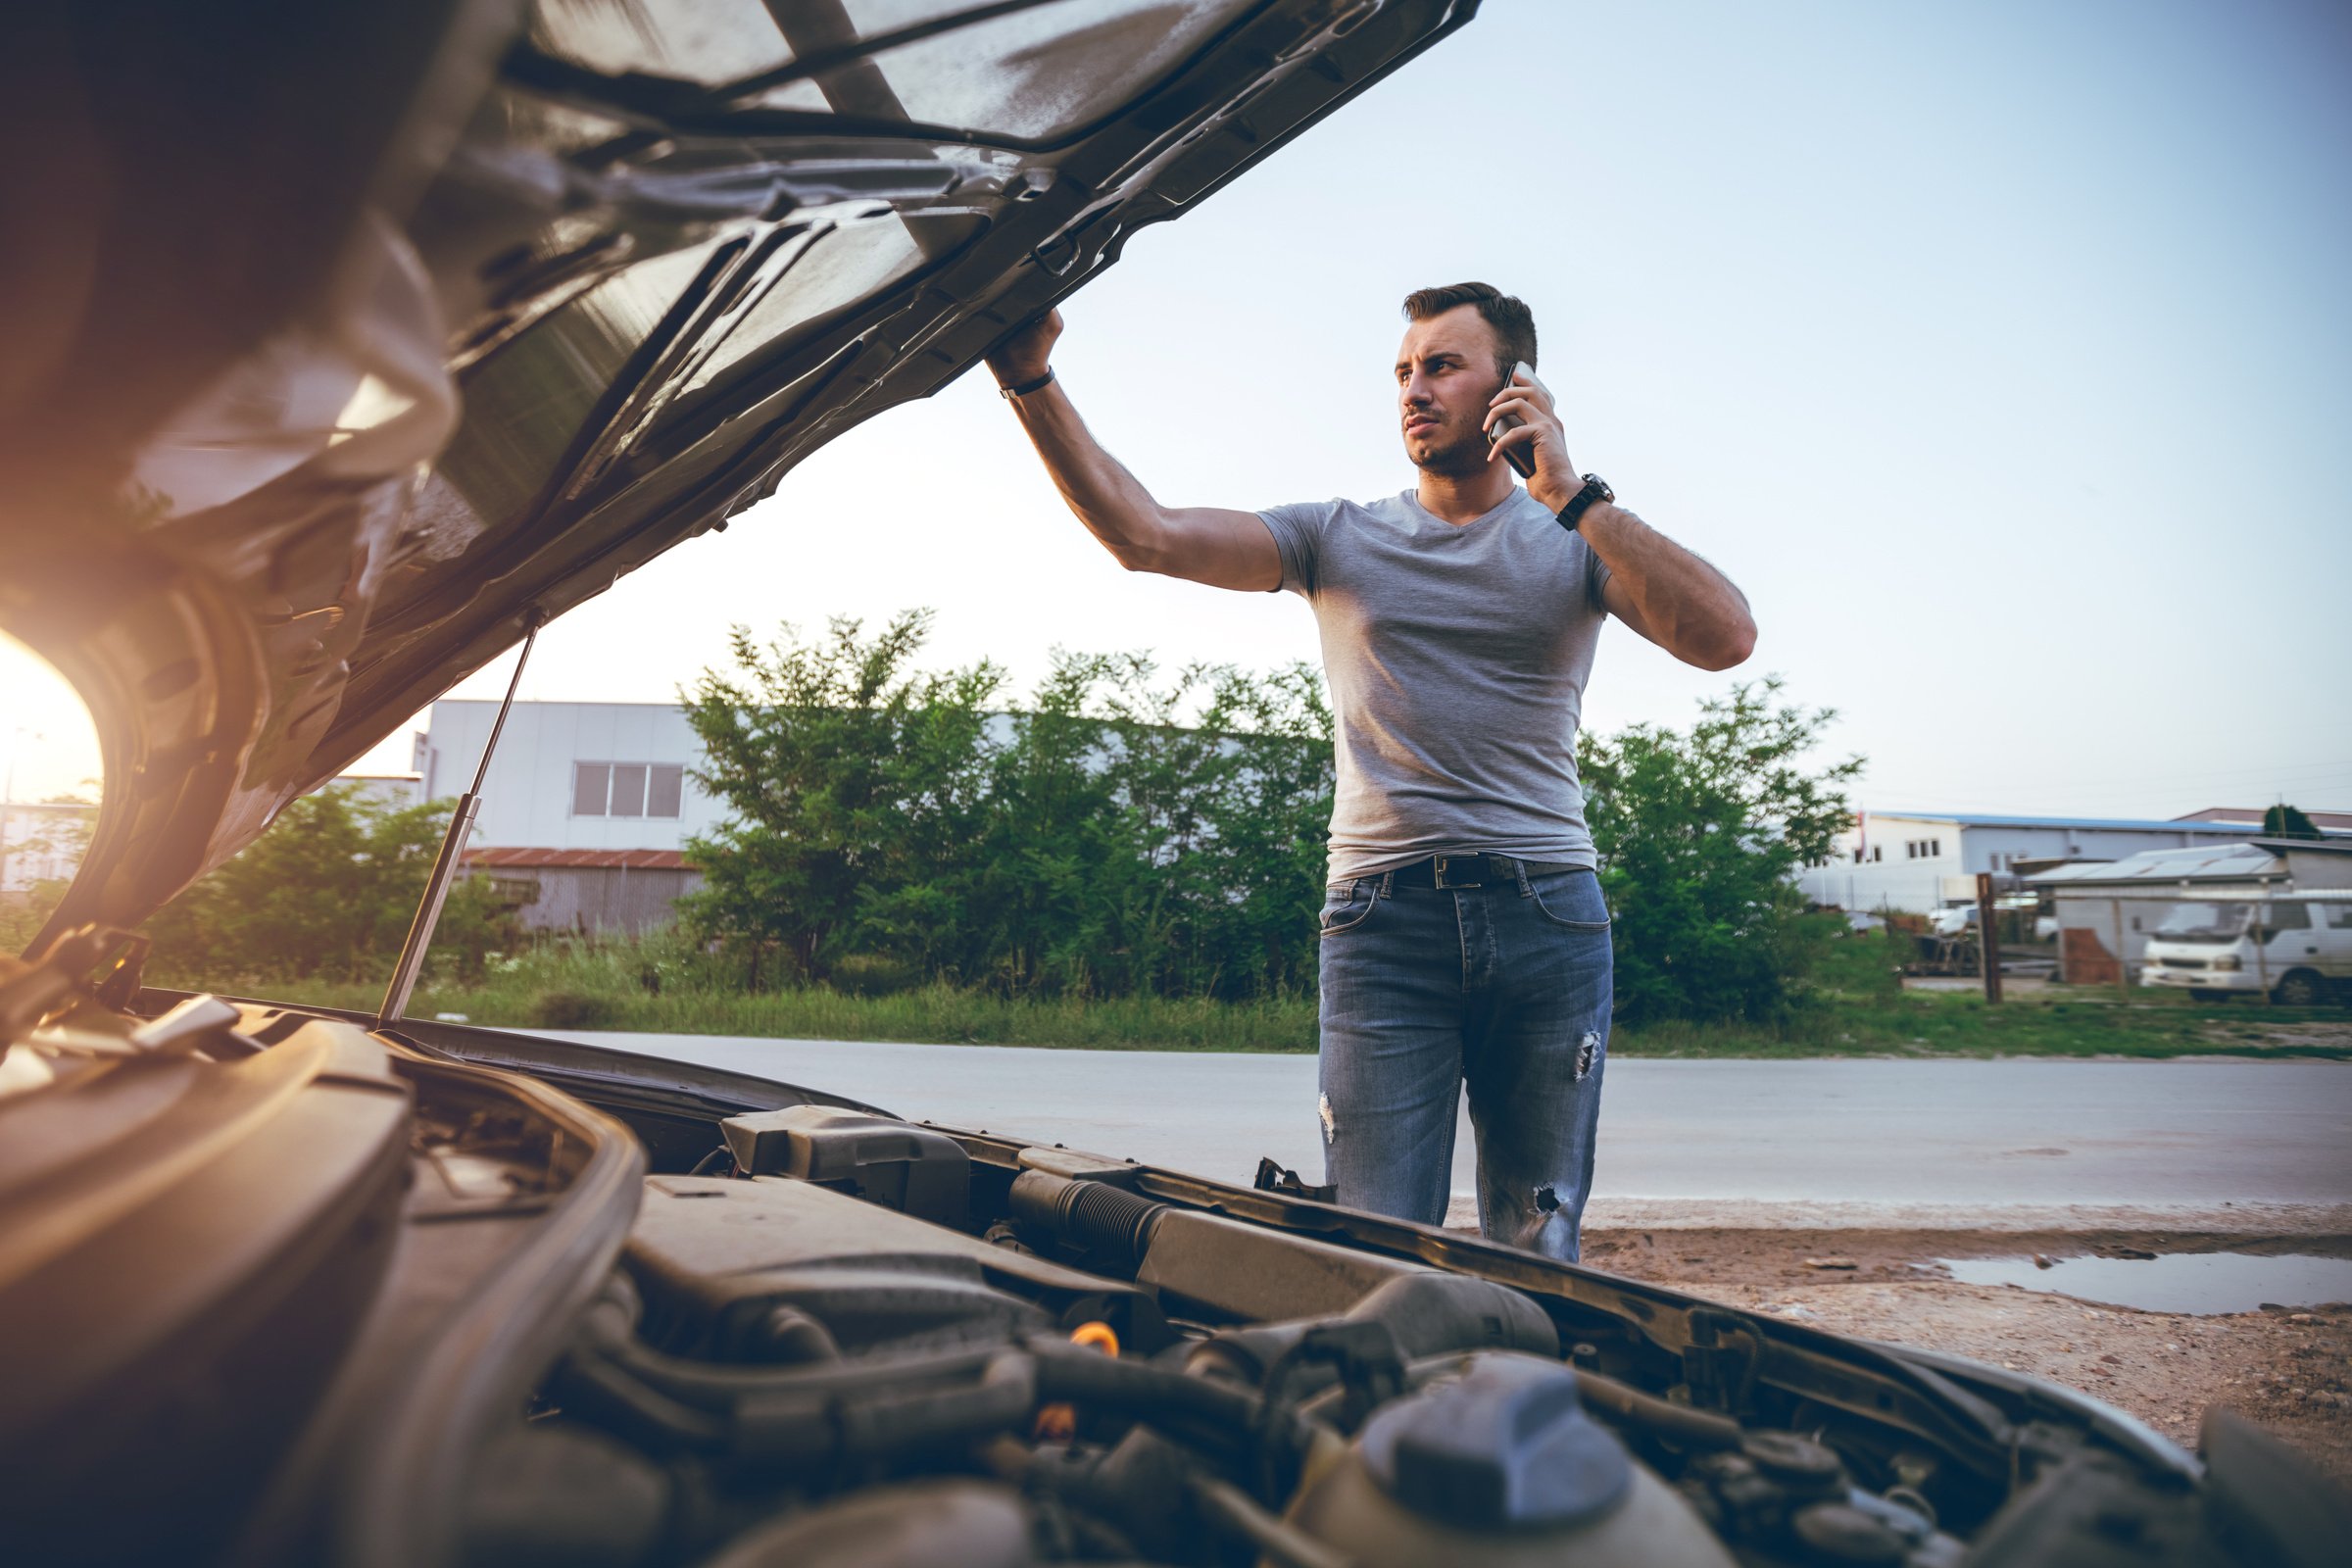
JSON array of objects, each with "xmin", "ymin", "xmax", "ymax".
[
  {"xmin": 966, "ymin": 651, "xmax": 1126, "ymax": 994},
  {"xmin": 678, "ymin": 612, "xmax": 1004, "ymax": 986},
  {"xmin": 977, "ymin": 653, "xmax": 1333, "ymax": 998},
  {"xmin": 1578, "ymin": 678, "xmax": 1861, "ymax": 1024},
  {"xmin": 2263, "ymin": 804, "xmax": 2323, "ymax": 840},
  {"xmin": 680, "ymin": 614, "xmax": 1336, "ymax": 1000},
  {"xmin": 1091, "ymin": 659, "xmax": 1332, "ymax": 999},
  {"xmin": 145, "ymin": 786, "xmax": 514, "ymax": 983}
]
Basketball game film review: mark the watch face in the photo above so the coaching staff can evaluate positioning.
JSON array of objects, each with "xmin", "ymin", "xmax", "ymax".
[{"xmin": 1588, "ymin": 474, "xmax": 1613, "ymax": 502}]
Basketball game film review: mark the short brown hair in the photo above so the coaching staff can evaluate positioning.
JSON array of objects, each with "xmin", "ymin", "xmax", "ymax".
[{"xmin": 1401, "ymin": 281, "xmax": 1537, "ymax": 377}]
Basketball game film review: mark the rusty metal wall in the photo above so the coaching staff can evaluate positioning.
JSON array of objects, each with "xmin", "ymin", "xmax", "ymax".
[{"xmin": 500, "ymin": 865, "xmax": 702, "ymax": 936}]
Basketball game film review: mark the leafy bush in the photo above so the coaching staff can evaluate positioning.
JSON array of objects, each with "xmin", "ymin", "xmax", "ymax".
[
  {"xmin": 679, "ymin": 612, "xmax": 1332, "ymax": 1001},
  {"xmin": 1, "ymin": 876, "xmax": 75, "ymax": 956},
  {"xmin": 1578, "ymin": 678, "xmax": 1860, "ymax": 1024},
  {"xmin": 144, "ymin": 785, "xmax": 516, "ymax": 984}
]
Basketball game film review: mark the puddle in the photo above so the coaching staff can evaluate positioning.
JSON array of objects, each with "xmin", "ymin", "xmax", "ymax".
[{"xmin": 1938, "ymin": 1252, "xmax": 2352, "ymax": 1315}]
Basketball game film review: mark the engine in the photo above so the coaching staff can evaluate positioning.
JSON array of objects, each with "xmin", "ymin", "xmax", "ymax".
[
  {"xmin": 463, "ymin": 1106, "xmax": 1983, "ymax": 1568},
  {"xmin": 6, "ymin": 1004, "xmax": 2328, "ymax": 1568}
]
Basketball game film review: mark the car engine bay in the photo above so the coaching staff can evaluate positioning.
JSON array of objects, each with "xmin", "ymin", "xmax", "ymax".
[{"xmin": 4, "ymin": 983, "xmax": 2330, "ymax": 1568}]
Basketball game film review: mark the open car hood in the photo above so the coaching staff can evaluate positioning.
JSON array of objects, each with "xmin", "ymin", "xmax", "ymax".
[{"xmin": 0, "ymin": 0, "xmax": 1477, "ymax": 942}]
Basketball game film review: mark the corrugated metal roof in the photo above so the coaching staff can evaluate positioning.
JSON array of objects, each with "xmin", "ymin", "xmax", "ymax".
[
  {"xmin": 1865, "ymin": 810, "xmax": 2339, "ymax": 835},
  {"xmin": 2178, "ymin": 806, "xmax": 2352, "ymax": 830},
  {"xmin": 2027, "ymin": 844, "xmax": 2284, "ymax": 887},
  {"xmin": 464, "ymin": 848, "xmax": 691, "ymax": 870}
]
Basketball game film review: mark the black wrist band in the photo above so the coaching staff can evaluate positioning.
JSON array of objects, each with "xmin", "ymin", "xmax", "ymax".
[
  {"xmin": 1554, "ymin": 473, "xmax": 1614, "ymax": 533},
  {"xmin": 999, "ymin": 368, "xmax": 1055, "ymax": 399}
]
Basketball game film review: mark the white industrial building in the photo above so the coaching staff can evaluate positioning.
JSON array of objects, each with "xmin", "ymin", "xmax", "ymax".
[
  {"xmin": 1795, "ymin": 809, "xmax": 2346, "ymax": 914},
  {"xmin": 408, "ymin": 701, "xmax": 727, "ymax": 935}
]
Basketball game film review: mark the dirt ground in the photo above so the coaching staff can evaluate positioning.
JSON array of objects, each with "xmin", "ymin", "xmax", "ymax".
[{"xmin": 1578, "ymin": 1225, "xmax": 2352, "ymax": 1482}]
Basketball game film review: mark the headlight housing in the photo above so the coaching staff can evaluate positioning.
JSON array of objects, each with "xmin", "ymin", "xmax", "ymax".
[{"xmin": 2211, "ymin": 956, "xmax": 2242, "ymax": 972}]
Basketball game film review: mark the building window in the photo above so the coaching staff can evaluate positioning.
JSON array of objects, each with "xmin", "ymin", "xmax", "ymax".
[
  {"xmin": 1930, "ymin": 838, "xmax": 1941, "ymax": 858},
  {"xmin": 649, "ymin": 763, "xmax": 684, "ymax": 817},
  {"xmin": 610, "ymin": 763, "xmax": 648, "ymax": 817},
  {"xmin": 571, "ymin": 760, "xmax": 686, "ymax": 818},
  {"xmin": 1872, "ymin": 846, "xmax": 1883, "ymax": 862},
  {"xmin": 572, "ymin": 762, "xmax": 610, "ymax": 816}
]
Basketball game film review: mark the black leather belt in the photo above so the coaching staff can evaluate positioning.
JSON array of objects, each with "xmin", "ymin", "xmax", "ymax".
[{"xmin": 1383, "ymin": 854, "xmax": 1588, "ymax": 890}]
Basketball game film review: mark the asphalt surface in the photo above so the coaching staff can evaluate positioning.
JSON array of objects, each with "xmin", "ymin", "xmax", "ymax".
[{"xmin": 541, "ymin": 1032, "xmax": 2352, "ymax": 1221}]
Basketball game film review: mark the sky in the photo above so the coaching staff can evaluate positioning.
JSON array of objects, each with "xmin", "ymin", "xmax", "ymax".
[{"xmin": 7, "ymin": 0, "xmax": 2349, "ymax": 819}]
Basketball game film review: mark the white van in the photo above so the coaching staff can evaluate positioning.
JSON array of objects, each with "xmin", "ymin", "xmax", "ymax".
[{"xmin": 2139, "ymin": 896, "xmax": 2352, "ymax": 1004}]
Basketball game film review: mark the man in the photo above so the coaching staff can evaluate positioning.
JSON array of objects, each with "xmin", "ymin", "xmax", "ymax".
[{"xmin": 985, "ymin": 283, "xmax": 1754, "ymax": 1259}]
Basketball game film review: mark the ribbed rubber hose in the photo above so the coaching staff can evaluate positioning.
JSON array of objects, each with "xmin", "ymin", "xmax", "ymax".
[{"xmin": 1007, "ymin": 1170, "xmax": 1167, "ymax": 1266}]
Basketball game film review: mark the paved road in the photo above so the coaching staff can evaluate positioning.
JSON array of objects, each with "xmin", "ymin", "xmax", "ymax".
[{"xmin": 541, "ymin": 1033, "xmax": 2352, "ymax": 1220}]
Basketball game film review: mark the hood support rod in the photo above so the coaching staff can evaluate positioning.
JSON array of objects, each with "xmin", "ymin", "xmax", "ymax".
[{"xmin": 378, "ymin": 610, "xmax": 544, "ymax": 1027}]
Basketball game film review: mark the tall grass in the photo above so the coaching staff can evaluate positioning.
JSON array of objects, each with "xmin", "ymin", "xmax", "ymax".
[
  {"xmin": 158, "ymin": 931, "xmax": 1322, "ymax": 1052},
  {"xmin": 222, "ymin": 977, "xmax": 1326, "ymax": 1052},
  {"xmin": 159, "ymin": 926, "xmax": 2351, "ymax": 1058}
]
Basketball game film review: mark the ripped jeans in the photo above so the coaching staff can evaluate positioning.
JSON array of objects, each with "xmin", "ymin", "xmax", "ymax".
[{"xmin": 1315, "ymin": 862, "xmax": 1611, "ymax": 1260}]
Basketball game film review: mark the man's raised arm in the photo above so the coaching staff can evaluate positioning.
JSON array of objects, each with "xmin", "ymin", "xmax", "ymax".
[{"xmin": 986, "ymin": 311, "xmax": 1279, "ymax": 593}]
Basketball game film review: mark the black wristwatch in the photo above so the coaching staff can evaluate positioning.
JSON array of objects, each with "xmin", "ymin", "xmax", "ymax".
[{"xmin": 1554, "ymin": 473, "xmax": 1614, "ymax": 532}]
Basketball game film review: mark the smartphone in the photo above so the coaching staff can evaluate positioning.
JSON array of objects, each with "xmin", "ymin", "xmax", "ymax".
[{"xmin": 1487, "ymin": 361, "xmax": 1544, "ymax": 479}]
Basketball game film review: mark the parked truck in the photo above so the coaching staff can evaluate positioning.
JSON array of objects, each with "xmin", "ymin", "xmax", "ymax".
[{"xmin": 2138, "ymin": 894, "xmax": 2352, "ymax": 1004}]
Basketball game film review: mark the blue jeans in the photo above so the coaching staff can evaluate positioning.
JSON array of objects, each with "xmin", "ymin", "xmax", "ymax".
[{"xmin": 1315, "ymin": 862, "xmax": 1612, "ymax": 1260}]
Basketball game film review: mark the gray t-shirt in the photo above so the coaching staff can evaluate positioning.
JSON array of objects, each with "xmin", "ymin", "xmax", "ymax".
[{"xmin": 1258, "ymin": 487, "xmax": 1611, "ymax": 880}]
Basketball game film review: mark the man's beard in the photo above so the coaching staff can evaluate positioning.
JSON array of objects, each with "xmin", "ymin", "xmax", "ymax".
[{"xmin": 1407, "ymin": 415, "xmax": 1492, "ymax": 476}]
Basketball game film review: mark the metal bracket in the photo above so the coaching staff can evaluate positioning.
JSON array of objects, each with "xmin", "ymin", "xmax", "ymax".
[{"xmin": 377, "ymin": 611, "xmax": 543, "ymax": 1027}]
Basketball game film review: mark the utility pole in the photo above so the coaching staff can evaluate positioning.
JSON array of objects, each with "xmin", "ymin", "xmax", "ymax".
[
  {"xmin": 1975, "ymin": 871, "xmax": 2002, "ymax": 1004},
  {"xmin": 2110, "ymin": 899, "xmax": 2131, "ymax": 1000},
  {"xmin": 2253, "ymin": 899, "xmax": 2270, "ymax": 998}
]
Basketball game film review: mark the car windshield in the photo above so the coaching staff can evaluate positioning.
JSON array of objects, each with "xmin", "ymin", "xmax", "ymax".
[{"xmin": 2154, "ymin": 902, "xmax": 2252, "ymax": 941}]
